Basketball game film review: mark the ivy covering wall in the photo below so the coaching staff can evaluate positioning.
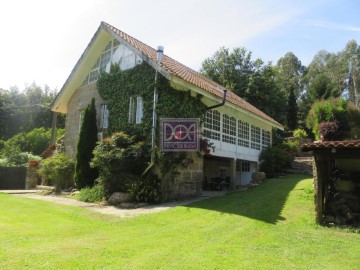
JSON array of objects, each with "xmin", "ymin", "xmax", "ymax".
[
  {"xmin": 96, "ymin": 62, "xmax": 208, "ymax": 200},
  {"xmin": 96, "ymin": 62, "xmax": 207, "ymax": 142}
]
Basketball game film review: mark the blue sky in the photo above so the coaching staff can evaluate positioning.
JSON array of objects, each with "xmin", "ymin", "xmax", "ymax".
[{"xmin": 0, "ymin": 0, "xmax": 359, "ymax": 91}]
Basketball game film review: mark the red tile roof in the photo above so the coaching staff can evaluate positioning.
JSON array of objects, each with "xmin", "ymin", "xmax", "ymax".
[
  {"xmin": 302, "ymin": 140, "xmax": 360, "ymax": 151},
  {"xmin": 102, "ymin": 22, "xmax": 283, "ymax": 128}
]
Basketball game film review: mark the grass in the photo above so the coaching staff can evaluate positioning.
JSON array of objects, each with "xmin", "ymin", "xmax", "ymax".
[{"xmin": 0, "ymin": 174, "xmax": 359, "ymax": 269}]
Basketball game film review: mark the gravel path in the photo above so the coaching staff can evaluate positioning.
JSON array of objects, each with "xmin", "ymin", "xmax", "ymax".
[{"xmin": 13, "ymin": 191, "xmax": 227, "ymax": 218}]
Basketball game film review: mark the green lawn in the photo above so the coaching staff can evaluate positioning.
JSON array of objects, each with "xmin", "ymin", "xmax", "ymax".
[{"xmin": 1, "ymin": 175, "xmax": 359, "ymax": 269}]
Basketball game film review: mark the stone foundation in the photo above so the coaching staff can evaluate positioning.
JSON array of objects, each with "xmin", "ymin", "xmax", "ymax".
[{"xmin": 163, "ymin": 152, "xmax": 203, "ymax": 200}]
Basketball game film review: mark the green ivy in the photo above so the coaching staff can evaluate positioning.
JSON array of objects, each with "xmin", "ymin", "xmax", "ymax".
[{"xmin": 97, "ymin": 63, "xmax": 207, "ymax": 141}]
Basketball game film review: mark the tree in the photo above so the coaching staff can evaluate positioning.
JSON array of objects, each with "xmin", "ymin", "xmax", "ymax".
[
  {"xmin": 201, "ymin": 47, "xmax": 253, "ymax": 97},
  {"xmin": 201, "ymin": 47, "xmax": 286, "ymax": 123},
  {"xmin": 287, "ymin": 86, "xmax": 297, "ymax": 131},
  {"xmin": 275, "ymin": 52, "xmax": 305, "ymax": 130},
  {"xmin": 74, "ymin": 98, "xmax": 98, "ymax": 189},
  {"xmin": 0, "ymin": 83, "xmax": 65, "ymax": 139},
  {"xmin": 276, "ymin": 52, "xmax": 305, "ymax": 98}
]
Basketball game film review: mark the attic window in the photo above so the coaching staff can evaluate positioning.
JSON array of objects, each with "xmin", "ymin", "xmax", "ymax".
[{"xmin": 82, "ymin": 39, "xmax": 141, "ymax": 86}]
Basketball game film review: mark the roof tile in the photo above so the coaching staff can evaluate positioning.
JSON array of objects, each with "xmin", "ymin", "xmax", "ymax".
[{"xmin": 302, "ymin": 140, "xmax": 360, "ymax": 151}]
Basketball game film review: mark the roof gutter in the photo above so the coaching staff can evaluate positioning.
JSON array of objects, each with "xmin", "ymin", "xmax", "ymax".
[{"xmin": 206, "ymin": 90, "xmax": 227, "ymax": 110}]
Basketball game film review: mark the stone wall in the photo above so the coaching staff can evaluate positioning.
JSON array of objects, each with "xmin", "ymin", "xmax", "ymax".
[
  {"xmin": 165, "ymin": 152, "xmax": 204, "ymax": 200},
  {"xmin": 64, "ymin": 84, "xmax": 104, "ymax": 159}
]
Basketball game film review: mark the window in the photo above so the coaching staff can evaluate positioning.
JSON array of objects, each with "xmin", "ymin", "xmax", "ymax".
[
  {"xmin": 236, "ymin": 160, "xmax": 241, "ymax": 172},
  {"xmin": 242, "ymin": 162, "xmax": 250, "ymax": 172},
  {"xmin": 222, "ymin": 114, "xmax": 236, "ymax": 144},
  {"xmin": 238, "ymin": 120, "xmax": 250, "ymax": 148},
  {"xmin": 129, "ymin": 96, "xmax": 143, "ymax": 124},
  {"xmin": 204, "ymin": 110, "xmax": 220, "ymax": 140},
  {"xmin": 251, "ymin": 125, "xmax": 261, "ymax": 150},
  {"xmin": 219, "ymin": 167, "xmax": 228, "ymax": 178},
  {"xmin": 79, "ymin": 111, "xmax": 84, "ymax": 131},
  {"xmin": 262, "ymin": 130, "xmax": 271, "ymax": 149},
  {"xmin": 100, "ymin": 105, "xmax": 109, "ymax": 129},
  {"xmin": 82, "ymin": 39, "xmax": 141, "ymax": 86}
]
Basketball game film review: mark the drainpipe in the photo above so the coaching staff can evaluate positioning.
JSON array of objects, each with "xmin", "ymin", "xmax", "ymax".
[
  {"xmin": 150, "ymin": 46, "xmax": 164, "ymax": 165},
  {"xmin": 206, "ymin": 90, "xmax": 227, "ymax": 110}
]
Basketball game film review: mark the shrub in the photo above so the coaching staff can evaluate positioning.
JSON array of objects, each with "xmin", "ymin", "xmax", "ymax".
[
  {"xmin": 306, "ymin": 98, "xmax": 348, "ymax": 140},
  {"xmin": 293, "ymin": 129, "xmax": 307, "ymax": 140},
  {"xmin": 77, "ymin": 185, "xmax": 105, "ymax": 203},
  {"xmin": 260, "ymin": 144, "xmax": 293, "ymax": 178},
  {"xmin": 38, "ymin": 153, "xmax": 74, "ymax": 191},
  {"xmin": 74, "ymin": 98, "xmax": 98, "ymax": 189},
  {"xmin": 128, "ymin": 173, "xmax": 161, "ymax": 203},
  {"xmin": 318, "ymin": 121, "xmax": 342, "ymax": 141},
  {"xmin": 345, "ymin": 103, "xmax": 360, "ymax": 139},
  {"xmin": 91, "ymin": 132, "xmax": 148, "ymax": 195}
]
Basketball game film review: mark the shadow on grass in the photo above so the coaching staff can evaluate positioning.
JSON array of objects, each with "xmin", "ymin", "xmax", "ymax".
[{"xmin": 187, "ymin": 174, "xmax": 307, "ymax": 224}]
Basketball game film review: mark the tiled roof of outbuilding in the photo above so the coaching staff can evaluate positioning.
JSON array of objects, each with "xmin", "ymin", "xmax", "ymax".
[
  {"xmin": 302, "ymin": 140, "xmax": 360, "ymax": 151},
  {"xmin": 102, "ymin": 22, "xmax": 282, "ymax": 128}
]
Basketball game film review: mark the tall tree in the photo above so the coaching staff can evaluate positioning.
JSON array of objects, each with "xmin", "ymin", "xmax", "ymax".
[
  {"xmin": 276, "ymin": 52, "xmax": 304, "ymax": 130},
  {"xmin": 339, "ymin": 40, "xmax": 360, "ymax": 107},
  {"xmin": 287, "ymin": 85, "xmax": 297, "ymax": 131},
  {"xmin": 74, "ymin": 98, "xmax": 98, "ymax": 189},
  {"xmin": 201, "ymin": 47, "xmax": 254, "ymax": 97},
  {"xmin": 201, "ymin": 47, "xmax": 286, "ymax": 123},
  {"xmin": 276, "ymin": 52, "xmax": 305, "ymax": 98}
]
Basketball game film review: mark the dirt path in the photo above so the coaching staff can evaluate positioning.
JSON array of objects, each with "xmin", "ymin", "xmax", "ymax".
[{"xmin": 13, "ymin": 191, "xmax": 227, "ymax": 218}]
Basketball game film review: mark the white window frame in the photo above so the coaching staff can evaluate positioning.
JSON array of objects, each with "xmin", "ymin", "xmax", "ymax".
[
  {"xmin": 251, "ymin": 125, "xmax": 261, "ymax": 150},
  {"xmin": 135, "ymin": 96, "xmax": 143, "ymax": 124},
  {"xmin": 262, "ymin": 129, "xmax": 271, "ymax": 149},
  {"xmin": 242, "ymin": 162, "xmax": 250, "ymax": 172},
  {"xmin": 129, "ymin": 96, "xmax": 143, "ymax": 124},
  {"xmin": 204, "ymin": 110, "xmax": 220, "ymax": 141},
  {"xmin": 222, "ymin": 114, "xmax": 236, "ymax": 145},
  {"xmin": 238, "ymin": 119, "xmax": 250, "ymax": 148},
  {"xmin": 100, "ymin": 104, "xmax": 109, "ymax": 129}
]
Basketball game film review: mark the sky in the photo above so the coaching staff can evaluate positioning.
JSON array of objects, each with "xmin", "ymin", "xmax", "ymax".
[{"xmin": 0, "ymin": 0, "xmax": 359, "ymax": 91}]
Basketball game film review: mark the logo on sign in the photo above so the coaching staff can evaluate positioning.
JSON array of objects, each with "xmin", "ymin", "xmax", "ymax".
[{"xmin": 160, "ymin": 118, "xmax": 200, "ymax": 152}]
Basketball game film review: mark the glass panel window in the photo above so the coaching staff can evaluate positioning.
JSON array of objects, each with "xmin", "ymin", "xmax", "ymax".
[
  {"xmin": 222, "ymin": 114, "xmax": 236, "ymax": 144},
  {"xmin": 129, "ymin": 96, "xmax": 143, "ymax": 124},
  {"xmin": 136, "ymin": 97, "xmax": 143, "ymax": 124},
  {"xmin": 251, "ymin": 125, "xmax": 261, "ymax": 150},
  {"xmin": 262, "ymin": 129, "xmax": 271, "ymax": 149},
  {"xmin": 238, "ymin": 120, "xmax": 249, "ymax": 148},
  {"xmin": 101, "ymin": 105, "xmax": 109, "ymax": 129},
  {"xmin": 242, "ymin": 162, "xmax": 250, "ymax": 172},
  {"xmin": 83, "ymin": 39, "xmax": 143, "ymax": 86},
  {"xmin": 204, "ymin": 110, "xmax": 220, "ymax": 141}
]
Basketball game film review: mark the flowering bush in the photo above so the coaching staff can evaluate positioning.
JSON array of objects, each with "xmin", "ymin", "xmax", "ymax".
[{"xmin": 200, "ymin": 138, "xmax": 214, "ymax": 156}]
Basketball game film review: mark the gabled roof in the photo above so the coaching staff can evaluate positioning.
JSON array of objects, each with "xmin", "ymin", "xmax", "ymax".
[{"xmin": 52, "ymin": 21, "xmax": 283, "ymax": 129}]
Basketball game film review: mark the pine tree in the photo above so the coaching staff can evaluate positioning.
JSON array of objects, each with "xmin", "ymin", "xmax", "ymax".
[{"xmin": 74, "ymin": 98, "xmax": 98, "ymax": 188}]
